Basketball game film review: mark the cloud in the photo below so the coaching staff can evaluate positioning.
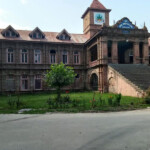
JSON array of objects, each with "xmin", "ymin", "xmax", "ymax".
[{"xmin": 20, "ymin": 0, "xmax": 28, "ymax": 5}]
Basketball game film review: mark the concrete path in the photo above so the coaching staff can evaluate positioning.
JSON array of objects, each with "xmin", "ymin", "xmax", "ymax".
[{"xmin": 0, "ymin": 110, "xmax": 150, "ymax": 150}]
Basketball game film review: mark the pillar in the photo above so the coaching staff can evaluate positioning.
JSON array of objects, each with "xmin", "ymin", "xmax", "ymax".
[
  {"xmin": 143, "ymin": 43, "xmax": 149, "ymax": 64},
  {"xmin": 133, "ymin": 42, "xmax": 140, "ymax": 64},
  {"xmin": 112, "ymin": 41, "xmax": 118, "ymax": 63}
]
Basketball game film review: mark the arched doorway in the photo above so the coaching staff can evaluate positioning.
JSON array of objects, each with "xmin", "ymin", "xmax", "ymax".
[
  {"xmin": 90, "ymin": 73, "xmax": 98, "ymax": 90},
  {"xmin": 118, "ymin": 41, "xmax": 133, "ymax": 64}
]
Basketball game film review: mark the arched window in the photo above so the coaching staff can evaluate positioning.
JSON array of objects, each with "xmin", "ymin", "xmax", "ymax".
[
  {"xmin": 7, "ymin": 48, "xmax": 14, "ymax": 63},
  {"xmin": 21, "ymin": 49, "xmax": 28, "ymax": 63},
  {"xmin": 50, "ymin": 50, "xmax": 56, "ymax": 64},
  {"xmin": 90, "ymin": 73, "xmax": 98, "ymax": 90}
]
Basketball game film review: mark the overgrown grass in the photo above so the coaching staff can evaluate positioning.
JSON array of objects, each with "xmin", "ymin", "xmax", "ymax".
[{"xmin": 0, "ymin": 91, "xmax": 147, "ymax": 114}]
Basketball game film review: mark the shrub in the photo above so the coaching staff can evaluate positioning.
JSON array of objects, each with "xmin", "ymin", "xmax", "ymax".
[
  {"xmin": 144, "ymin": 88, "xmax": 150, "ymax": 104},
  {"xmin": 114, "ymin": 94, "xmax": 122, "ymax": 106},
  {"xmin": 108, "ymin": 96, "xmax": 113, "ymax": 106}
]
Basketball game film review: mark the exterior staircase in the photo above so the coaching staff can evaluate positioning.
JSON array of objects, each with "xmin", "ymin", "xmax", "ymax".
[{"xmin": 108, "ymin": 64, "xmax": 150, "ymax": 97}]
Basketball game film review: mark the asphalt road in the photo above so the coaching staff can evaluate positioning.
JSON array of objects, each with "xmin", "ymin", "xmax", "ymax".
[{"xmin": 0, "ymin": 110, "xmax": 150, "ymax": 150}]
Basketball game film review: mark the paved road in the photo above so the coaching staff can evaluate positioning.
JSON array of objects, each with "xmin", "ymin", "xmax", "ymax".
[{"xmin": 0, "ymin": 110, "xmax": 150, "ymax": 150}]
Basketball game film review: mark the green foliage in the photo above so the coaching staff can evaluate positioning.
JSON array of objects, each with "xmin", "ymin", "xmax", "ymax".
[
  {"xmin": 45, "ymin": 62, "xmax": 76, "ymax": 102},
  {"xmin": 114, "ymin": 94, "xmax": 122, "ymax": 106},
  {"xmin": 7, "ymin": 95, "xmax": 24, "ymax": 109},
  {"xmin": 0, "ymin": 92, "xmax": 147, "ymax": 114},
  {"xmin": 144, "ymin": 88, "xmax": 150, "ymax": 104},
  {"xmin": 108, "ymin": 96, "xmax": 113, "ymax": 106},
  {"xmin": 45, "ymin": 62, "xmax": 76, "ymax": 89}
]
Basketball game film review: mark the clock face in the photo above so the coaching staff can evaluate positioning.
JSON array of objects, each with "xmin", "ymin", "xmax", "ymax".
[{"xmin": 94, "ymin": 12, "xmax": 105, "ymax": 25}]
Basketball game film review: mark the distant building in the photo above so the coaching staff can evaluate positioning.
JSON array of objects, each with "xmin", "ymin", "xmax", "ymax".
[{"xmin": 0, "ymin": 0, "xmax": 150, "ymax": 97}]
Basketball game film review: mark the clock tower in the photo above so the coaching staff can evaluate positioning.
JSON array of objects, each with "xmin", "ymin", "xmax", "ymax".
[{"xmin": 82, "ymin": 0, "xmax": 111, "ymax": 37}]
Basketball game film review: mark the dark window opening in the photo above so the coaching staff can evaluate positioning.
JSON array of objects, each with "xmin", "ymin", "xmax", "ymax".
[
  {"xmin": 139, "ymin": 42, "xmax": 143, "ymax": 64},
  {"xmin": 90, "ymin": 73, "xmax": 98, "ymax": 91},
  {"xmin": 75, "ymin": 74, "xmax": 80, "ymax": 79},
  {"xmin": 108, "ymin": 40, "xmax": 112, "ymax": 58},
  {"xmin": 118, "ymin": 41, "xmax": 133, "ymax": 64},
  {"xmin": 90, "ymin": 45, "xmax": 97, "ymax": 62}
]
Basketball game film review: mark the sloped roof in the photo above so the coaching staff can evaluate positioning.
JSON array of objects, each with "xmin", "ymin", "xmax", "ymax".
[
  {"xmin": 0, "ymin": 28, "xmax": 89, "ymax": 44},
  {"xmin": 1, "ymin": 25, "xmax": 20, "ymax": 36},
  {"xmin": 29, "ymin": 27, "xmax": 45, "ymax": 37},
  {"xmin": 56, "ymin": 29, "xmax": 71, "ymax": 39},
  {"xmin": 81, "ymin": 0, "xmax": 111, "ymax": 18},
  {"xmin": 90, "ymin": 0, "xmax": 106, "ymax": 10}
]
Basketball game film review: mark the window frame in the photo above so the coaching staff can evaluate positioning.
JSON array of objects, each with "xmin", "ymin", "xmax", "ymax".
[
  {"xmin": 50, "ymin": 50, "xmax": 56, "ymax": 64},
  {"xmin": 34, "ymin": 75, "xmax": 42, "ymax": 90},
  {"xmin": 73, "ymin": 51, "xmax": 80, "ymax": 65},
  {"xmin": 62, "ymin": 51, "xmax": 68, "ymax": 64},
  {"xmin": 34, "ymin": 50, "xmax": 41, "ymax": 64},
  {"xmin": 7, "ymin": 48, "xmax": 14, "ymax": 63},
  {"xmin": 20, "ymin": 75, "xmax": 29, "ymax": 91},
  {"xmin": 21, "ymin": 49, "xmax": 28, "ymax": 64}
]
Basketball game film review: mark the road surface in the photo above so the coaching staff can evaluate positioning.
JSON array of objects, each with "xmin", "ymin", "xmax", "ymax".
[{"xmin": 0, "ymin": 110, "xmax": 150, "ymax": 150}]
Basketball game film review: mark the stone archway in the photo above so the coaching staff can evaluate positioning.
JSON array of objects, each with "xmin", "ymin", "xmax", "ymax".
[{"xmin": 90, "ymin": 73, "xmax": 98, "ymax": 90}]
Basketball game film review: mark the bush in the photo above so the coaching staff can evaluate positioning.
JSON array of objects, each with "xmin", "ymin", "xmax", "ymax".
[
  {"xmin": 113, "ymin": 94, "xmax": 122, "ymax": 106},
  {"xmin": 144, "ymin": 88, "xmax": 150, "ymax": 104},
  {"xmin": 108, "ymin": 96, "xmax": 113, "ymax": 106}
]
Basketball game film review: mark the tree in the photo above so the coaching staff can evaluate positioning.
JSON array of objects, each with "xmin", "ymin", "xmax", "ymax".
[{"xmin": 45, "ymin": 62, "xmax": 76, "ymax": 102}]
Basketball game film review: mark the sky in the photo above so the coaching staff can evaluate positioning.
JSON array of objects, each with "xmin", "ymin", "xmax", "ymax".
[{"xmin": 0, "ymin": 0, "xmax": 150, "ymax": 33}]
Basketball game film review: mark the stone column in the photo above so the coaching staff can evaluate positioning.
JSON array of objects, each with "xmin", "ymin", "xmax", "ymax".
[
  {"xmin": 102, "ymin": 41, "xmax": 108, "ymax": 64},
  {"xmin": 112, "ymin": 41, "xmax": 118, "ymax": 64},
  {"xmin": 133, "ymin": 42, "xmax": 140, "ymax": 64},
  {"xmin": 143, "ymin": 43, "xmax": 149, "ymax": 64}
]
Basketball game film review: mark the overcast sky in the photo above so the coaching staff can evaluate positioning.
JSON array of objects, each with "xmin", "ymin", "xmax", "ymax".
[{"xmin": 0, "ymin": 0, "xmax": 150, "ymax": 33}]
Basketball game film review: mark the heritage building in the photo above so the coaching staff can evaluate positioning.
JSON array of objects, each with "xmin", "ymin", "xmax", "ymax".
[{"xmin": 0, "ymin": 0, "xmax": 150, "ymax": 97}]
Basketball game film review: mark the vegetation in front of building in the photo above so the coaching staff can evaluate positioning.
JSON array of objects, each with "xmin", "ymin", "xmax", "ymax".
[{"xmin": 0, "ymin": 91, "xmax": 148, "ymax": 114}]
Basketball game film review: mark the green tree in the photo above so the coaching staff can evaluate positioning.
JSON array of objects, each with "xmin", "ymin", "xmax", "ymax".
[{"xmin": 45, "ymin": 62, "xmax": 76, "ymax": 102}]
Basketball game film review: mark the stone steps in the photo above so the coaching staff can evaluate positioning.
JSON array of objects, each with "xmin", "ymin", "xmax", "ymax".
[{"xmin": 109, "ymin": 64, "xmax": 150, "ymax": 90}]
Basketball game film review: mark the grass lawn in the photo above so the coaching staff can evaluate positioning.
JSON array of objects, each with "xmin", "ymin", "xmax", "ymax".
[{"xmin": 0, "ymin": 91, "xmax": 148, "ymax": 114}]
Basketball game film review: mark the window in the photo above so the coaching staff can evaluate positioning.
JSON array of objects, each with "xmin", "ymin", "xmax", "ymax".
[
  {"xmin": 21, "ymin": 49, "xmax": 28, "ymax": 63},
  {"xmin": 75, "ymin": 74, "xmax": 80, "ymax": 79},
  {"xmin": 5, "ymin": 30, "xmax": 17, "ymax": 37},
  {"xmin": 90, "ymin": 45, "xmax": 97, "ymax": 62},
  {"xmin": 6, "ymin": 75, "xmax": 15, "ymax": 91},
  {"xmin": 34, "ymin": 50, "xmax": 41, "ymax": 64},
  {"xmin": 74, "ymin": 51, "xmax": 80, "ymax": 64},
  {"xmin": 32, "ymin": 32, "xmax": 43, "ymax": 39},
  {"xmin": 50, "ymin": 50, "xmax": 56, "ymax": 64},
  {"xmin": 107, "ymin": 41, "xmax": 112, "ymax": 58},
  {"xmin": 21, "ymin": 75, "xmax": 28, "ymax": 90},
  {"xmin": 63, "ymin": 51, "xmax": 68, "ymax": 64},
  {"xmin": 35, "ymin": 75, "xmax": 42, "ymax": 90},
  {"xmin": 57, "ymin": 29, "xmax": 71, "ymax": 40},
  {"xmin": 7, "ymin": 48, "xmax": 14, "ymax": 63},
  {"xmin": 29, "ymin": 28, "xmax": 45, "ymax": 39}
]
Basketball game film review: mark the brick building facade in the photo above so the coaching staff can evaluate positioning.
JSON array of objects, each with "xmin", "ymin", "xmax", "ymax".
[{"xmin": 0, "ymin": 0, "xmax": 150, "ymax": 95}]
